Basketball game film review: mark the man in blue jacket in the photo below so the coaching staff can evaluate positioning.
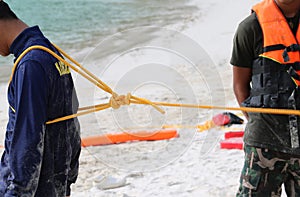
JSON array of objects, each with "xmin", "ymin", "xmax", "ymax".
[{"xmin": 0, "ymin": 1, "xmax": 81, "ymax": 196}]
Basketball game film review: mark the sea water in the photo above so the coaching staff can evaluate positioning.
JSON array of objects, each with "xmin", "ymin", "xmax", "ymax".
[
  {"xmin": 1, "ymin": 0, "xmax": 204, "ymax": 134},
  {"xmin": 0, "ymin": 0, "xmax": 199, "ymax": 67}
]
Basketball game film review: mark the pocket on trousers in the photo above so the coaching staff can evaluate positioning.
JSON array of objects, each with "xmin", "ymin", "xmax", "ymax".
[
  {"xmin": 242, "ymin": 166, "xmax": 261, "ymax": 191},
  {"xmin": 242, "ymin": 146, "xmax": 262, "ymax": 191}
]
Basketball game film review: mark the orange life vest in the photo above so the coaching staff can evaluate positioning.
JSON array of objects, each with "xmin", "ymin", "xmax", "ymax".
[
  {"xmin": 244, "ymin": 0, "xmax": 300, "ymax": 109},
  {"xmin": 253, "ymin": 0, "xmax": 300, "ymax": 84}
]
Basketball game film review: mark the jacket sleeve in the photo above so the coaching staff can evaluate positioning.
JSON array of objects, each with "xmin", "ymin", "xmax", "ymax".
[
  {"xmin": 66, "ymin": 119, "xmax": 81, "ymax": 196},
  {"xmin": 5, "ymin": 60, "xmax": 48, "ymax": 196}
]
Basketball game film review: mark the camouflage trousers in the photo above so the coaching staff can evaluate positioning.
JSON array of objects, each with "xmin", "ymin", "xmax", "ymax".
[{"xmin": 237, "ymin": 145, "xmax": 300, "ymax": 197}]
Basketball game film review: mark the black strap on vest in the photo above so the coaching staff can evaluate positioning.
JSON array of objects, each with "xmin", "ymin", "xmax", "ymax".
[
  {"xmin": 263, "ymin": 44, "xmax": 286, "ymax": 53},
  {"xmin": 263, "ymin": 44, "xmax": 300, "ymax": 63},
  {"xmin": 283, "ymin": 44, "xmax": 300, "ymax": 62},
  {"xmin": 288, "ymin": 66, "xmax": 300, "ymax": 81},
  {"xmin": 287, "ymin": 62, "xmax": 300, "ymax": 71},
  {"xmin": 250, "ymin": 87, "xmax": 278, "ymax": 97},
  {"xmin": 252, "ymin": 61, "xmax": 300, "ymax": 76}
]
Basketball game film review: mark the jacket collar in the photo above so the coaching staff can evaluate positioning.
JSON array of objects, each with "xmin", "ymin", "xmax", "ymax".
[{"xmin": 10, "ymin": 26, "xmax": 45, "ymax": 58}]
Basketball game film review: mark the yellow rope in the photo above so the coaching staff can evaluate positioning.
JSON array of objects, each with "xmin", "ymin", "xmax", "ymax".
[
  {"xmin": 9, "ymin": 45, "xmax": 166, "ymax": 124},
  {"xmin": 163, "ymin": 120, "xmax": 216, "ymax": 132},
  {"xmin": 9, "ymin": 44, "xmax": 300, "ymax": 125},
  {"xmin": 133, "ymin": 101, "xmax": 300, "ymax": 116}
]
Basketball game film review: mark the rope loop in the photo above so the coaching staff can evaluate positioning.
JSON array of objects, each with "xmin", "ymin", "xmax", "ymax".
[
  {"xmin": 109, "ymin": 92, "xmax": 131, "ymax": 109},
  {"xmin": 11, "ymin": 44, "xmax": 300, "ymax": 125}
]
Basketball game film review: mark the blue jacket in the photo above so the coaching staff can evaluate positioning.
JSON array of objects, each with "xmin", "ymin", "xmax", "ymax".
[{"xmin": 0, "ymin": 26, "xmax": 81, "ymax": 197}]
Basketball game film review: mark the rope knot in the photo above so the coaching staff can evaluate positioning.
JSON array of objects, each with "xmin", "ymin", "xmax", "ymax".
[{"xmin": 109, "ymin": 93, "xmax": 131, "ymax": 109}]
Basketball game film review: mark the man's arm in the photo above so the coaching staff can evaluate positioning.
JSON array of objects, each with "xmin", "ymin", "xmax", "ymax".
[
  {"xmin": 233, "ymin": 66, "xmax": 252, "ymax": 119},
  {"xmin": 5, "ymin": 60, "xmax": 48, "ymax": 196}
]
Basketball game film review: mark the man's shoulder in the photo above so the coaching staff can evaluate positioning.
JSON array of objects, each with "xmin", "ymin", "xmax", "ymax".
[
  {"xmin": 19, "ymin": 48, "xmax": 55, "ymax": 67},
  {"xmin": 237, "ymin": 12, "xmax": 260, "ymax": 35},
  {"xmin": 16, "ymin": 45, "xmax": 59, "ymax": 79},
  {"xmin": 230, "ymin": 12, "xmax": 262, "ymax": 67}
]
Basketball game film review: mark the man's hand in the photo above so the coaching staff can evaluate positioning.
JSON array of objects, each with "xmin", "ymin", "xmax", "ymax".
[{"xmin": 233, "ymin": 66, "xmax": 252, "ymax": 120}]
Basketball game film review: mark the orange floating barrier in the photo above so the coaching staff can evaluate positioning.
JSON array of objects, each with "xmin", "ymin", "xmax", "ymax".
[{"xmin": 81, "ymin": 129, "xmax": 178, "ymax": 147}]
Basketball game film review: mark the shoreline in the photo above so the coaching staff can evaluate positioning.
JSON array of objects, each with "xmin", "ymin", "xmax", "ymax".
[{"xmin": 0, "ymin": 66, "xmax": 11, "ymax": 84}]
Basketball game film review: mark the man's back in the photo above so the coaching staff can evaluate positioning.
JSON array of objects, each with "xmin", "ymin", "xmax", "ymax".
[{"xmin": 0, "ymin": 26, "xmax": 81, "ymax": 196}]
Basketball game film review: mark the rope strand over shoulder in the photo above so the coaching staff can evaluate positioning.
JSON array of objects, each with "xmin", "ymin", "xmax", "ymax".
[{"xmin": 9, "ymin": 44, "xmax": 300, "ymax": 125}]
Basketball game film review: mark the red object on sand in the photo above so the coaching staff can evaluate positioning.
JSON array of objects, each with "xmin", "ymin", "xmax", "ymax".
[
  {"xmin": 224, "ymin": 131, "xmax": 244, "ymax": 139},
  {"xmin": 212, "ymin": 113, "xmax": 231, "ymax": 126},
  {"xmin": 220, "ymin": 131, "xmax": 244, "ymax": 150},
  {"xmin": 81, "ymin": 129, "xmax": 178, "ymax": 147}
]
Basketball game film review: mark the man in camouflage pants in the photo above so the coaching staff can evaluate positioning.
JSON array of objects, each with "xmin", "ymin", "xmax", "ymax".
[
  {"xmin": 238, "ymin": 146, "xmax": 300, "ymax": 196},
  {"xmin": 231, "ymin": 0, "xmax": 300, "ymax": 196}
]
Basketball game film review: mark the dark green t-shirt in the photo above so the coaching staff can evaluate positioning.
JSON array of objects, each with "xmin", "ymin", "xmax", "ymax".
[
  {"xmin": 230, "ymin": 12, "xmax": 300, "ymax": 155},
  {"xmin": 230, "ymin": 13, "xmax": 262, "ymax": 68}
]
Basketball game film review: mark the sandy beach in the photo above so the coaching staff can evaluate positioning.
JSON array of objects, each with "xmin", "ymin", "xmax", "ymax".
[
  {"xmin": 1, "ymin": 0, "xmax": 291, "ymax": 197},
  {"xmin": 70, "ymin": 0, "xmax": 258, "ymax": 196}
]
